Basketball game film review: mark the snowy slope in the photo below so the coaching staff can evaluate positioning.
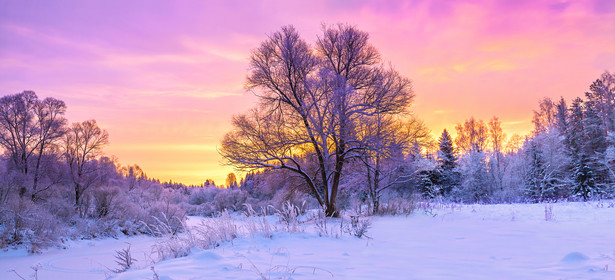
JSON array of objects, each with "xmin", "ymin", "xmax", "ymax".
[{"xmin": 2, "ymin": 201, "xmax": 614, "ymax": 280}]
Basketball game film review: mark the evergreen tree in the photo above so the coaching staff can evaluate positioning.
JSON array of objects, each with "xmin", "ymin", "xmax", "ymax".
[
  {"xmin": 436, "ymin": 129, "xmax": 459, "ymax": 196},
  {"xmin": 585, "ymin": 71, "xmax": 615, "ymax": 133},
  {"xmin": 581, "ymin": 100, "xmax": 610, "ymax": 197},
  {"xmin": 566, "ymin": 98, "xmax": 585, "ymax": 156},
  {"xmin": 554, "ymin": 97, "xmax": 568, "ymax": 136},
  {"xmin": 583, "ymin": 100, "xmax": 607, "ymax": 155},
  {"xmin": 523, "ymin": 135, "xmax": 568, "ymax": 201},
  {"xmin": 458, "ymin": 151, "xmax": 489, "ymax": 202},
  {"xmin": 566, "ymin": 98, "xmax": 588, "ymax": 198},
  {"xmin": 524, "ymin": 140, "xmax": 546, "ymax": 200},
  {"xmin": 438, "ymin": 129, "xmax": 456, "ymax": 171},
  {"xmin": 566, "ymin": 98, "xmax": 610, "ymax": 199},
  {"xmin": 572, "ymin": 154, "xmax": 595, "ymax": 200}
]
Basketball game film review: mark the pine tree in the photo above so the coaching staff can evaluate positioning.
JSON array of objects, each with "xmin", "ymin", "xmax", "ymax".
[
  {"xmin": 566, "ymin": 98, "xmax": 610, "ymax": 199},
  {"xmin": 581, "ymin": 100, "xmax": 609, "ymax": 197},
  {"xmin": 567, "ymin": 98, "xmax": 588, "ymax": 199},
  {"xmin": 554, "ymin": 97, "xmax": 568, "ymax": 136},
  {"xmin": 437, "ymin": 129, "xmax": 459, "ymax": 195},
  {"xmin": 585, "ymin": 71, "xmax": 615, "ymax": 133},
  {"xmin": 438, "ymin": 129, "xmax": 456, "ymax": 170},
  {"xmin": 566, "ymin": 97, "xmax": 585, "ymax": 156},
  {"xmin": 524, "ymin": 140, "xmax": 546, "ymax": 200},
  {"xmin": 572, "ymin": 154, "xmax": 595, "ymax": 200}
]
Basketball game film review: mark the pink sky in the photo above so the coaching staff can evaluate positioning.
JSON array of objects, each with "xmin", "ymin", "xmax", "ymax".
[{"xmin": 1, "ymin": 0, "xmax": 614, "ymax": 185}]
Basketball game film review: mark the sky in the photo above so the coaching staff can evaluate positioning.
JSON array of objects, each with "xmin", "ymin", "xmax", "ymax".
[{"xmin": 1, "ymin": 0, "xmax": 614, "ymax": 186}]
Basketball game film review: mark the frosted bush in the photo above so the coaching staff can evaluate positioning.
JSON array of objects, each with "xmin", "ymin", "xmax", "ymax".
[
  {"xmin": 193, "ymin": 210, "xmax": 238, "ymax": 247},
  {"xmin": 151, "ymin": 211, "xmax": 239, "ymax": 261},
  {"xmin": 0, "ymin": 199, "xmax": 67, "ymax": 253},
  {"xmin": 92, "ymin": 185, "xmax": 120, "ymax": 218},
  {"xmin": 213, "ymin": 189, "xmax": 248, "ymax": 212},
  {"xmin": 377, "ymin": 197, "xmax": 417, "ymax": 216},
  {"xmin": 188, "ymin": 187, "xmax": 220, "ymax": 205},
  {"xmin": 145, "ymin": 202, "xmax": 186, "ymax": 235},
  {"xmin": 243, "ymin": 204, "xmax": 272, "ymax": 238},
  {"xmin": 344, "ymin": 215, "xmax": 371, "ymax": 239},
  {"xmin": 272, "ymin": 201, "xmax": 303, "ymax": 232}
]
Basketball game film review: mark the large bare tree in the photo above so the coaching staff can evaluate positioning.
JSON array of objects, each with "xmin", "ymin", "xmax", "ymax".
[
  {"xmin": 0, "ymin": 91, "xmax": 67, "ymax": 199},
  {"xmin": 63, "ymin": 120, "xmax": 109, "ymax": 209},
  {"xmin": 0, "ymin": 91, "xmax": 39, "ymax": 176},
  {"xmin": 220, "ymin": 24, "xmax": 413, "ymax": 216},
  {"xmin": 32, "ymin": 97, "xmax": 67, "ymax": 199}
]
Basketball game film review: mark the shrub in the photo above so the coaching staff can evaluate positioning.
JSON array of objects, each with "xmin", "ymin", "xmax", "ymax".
[{"xmin": 213, "ymin": 189, "xmax": 248, "ymax": 212}]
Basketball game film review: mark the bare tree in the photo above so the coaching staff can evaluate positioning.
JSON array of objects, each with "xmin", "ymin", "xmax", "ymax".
[
  {"xmin": 358, "ymin": 114, "xmax": 430, "ymax": 213},
  {"xmin": 532, "ymin": 97, "xmax": 556, "ymax": 135},
  {"xmin": 118, "ymin": 164, "xmax": 146, "ymax": 191},
  {"xmin": 455, "ymin": 117, "xmax": 488, "ymax": 154},
  {"xmin": 0, "ymin": 91, "xmax": 39, "ymax": 176},
  {"xmin": 63, "ymin": 120, "xmax": 109, "ymax": 209},
  {"xmin": 488, "ymin": 116, "xmax": 505, "ymax": 191},
  {"xmin": 225, "ymin": 172, "xmax": 238, "ymax": 188},
  {"xmin": 585, "ymin": 71, "xmax": 615, "ymax": 133},
  {"xmin": 31, "ymin": 97, "xmax": 67, "ymax": 200},
  {"xmin": 220, "ymin": 24, "xmax": 413, "ymax": 216},
  {"xmin": 0, "ymin": 91, "xmax": 67, "ymax": 199}
]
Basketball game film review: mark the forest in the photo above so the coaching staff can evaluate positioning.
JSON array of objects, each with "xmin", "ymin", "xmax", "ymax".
[{"xmin": 1, "ymin": 24, "xmax": 614, "ymax": 256}]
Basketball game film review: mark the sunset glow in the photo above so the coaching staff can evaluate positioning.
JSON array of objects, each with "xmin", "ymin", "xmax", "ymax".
[{"xmin": 2, "ymin": 0, "xmax": 614, "ymax": 185}]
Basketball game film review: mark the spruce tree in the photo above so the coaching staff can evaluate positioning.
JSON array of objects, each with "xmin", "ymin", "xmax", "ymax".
[
  {"xmin": 581, "ymin": 100, "xmax": 609, "ymax": 197},
  {"xmin": 438, "ymin": 129, "xmax": 456, "ymax": 170},
  {"xmin": 524, "ymin": 140, "xmax": 543, "ymax": 200},
  {"xmin": 437, "ymin": 129, "xmax": 459, "ymax": 196},
  {"xmin": 572, "ymin": 154, "xmax": 595, "ymax": 200},
  {"xmin": 566, "ymin": 98, "xmax": 610, "ymax": 199},
  {"xmin": 555, "ymin": 97, "xmax": 568, "ymax": 135},
  {"xmin": 567, "ymin": 98, "xmax": 589, "ymax": 199}
]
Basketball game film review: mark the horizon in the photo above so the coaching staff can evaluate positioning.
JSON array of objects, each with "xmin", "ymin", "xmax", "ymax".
[{"xmin": 1, "ymin": 0, "xmax": 614, "ymax": 185}]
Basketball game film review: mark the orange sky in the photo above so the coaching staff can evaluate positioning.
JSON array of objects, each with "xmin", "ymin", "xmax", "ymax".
[{"xmin": 1, "ymin": 0, "xmax": 614, "ymax": 185}]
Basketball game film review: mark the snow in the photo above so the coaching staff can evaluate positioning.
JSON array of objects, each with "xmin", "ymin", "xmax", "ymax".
[{"xmin": 2, "ymin": 201, "xmax": 614, "ymax": 280}]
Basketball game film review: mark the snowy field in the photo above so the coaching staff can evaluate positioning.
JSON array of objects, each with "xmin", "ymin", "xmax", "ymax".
[{"xmin": 2, "ymin": 201, "xmax": 614, "ymax": 280}]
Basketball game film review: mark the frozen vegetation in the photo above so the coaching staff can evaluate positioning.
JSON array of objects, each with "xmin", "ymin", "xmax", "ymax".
[{"xmin": 1, "ymin": 200, "xmax": 614, "ymax": 279}]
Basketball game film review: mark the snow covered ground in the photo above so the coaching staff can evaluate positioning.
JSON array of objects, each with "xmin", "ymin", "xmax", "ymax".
[{"xmin": 2, "ymin": 201, "xmax": 614, "ymax": 280}]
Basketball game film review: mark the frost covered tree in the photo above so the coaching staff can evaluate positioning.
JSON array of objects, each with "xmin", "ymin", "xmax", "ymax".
[
  {"xmin": 438, "ymin": 129, "xmax": 456, "ymax": 171},
  {"xmin": 523, "ymin": 130, "xmax": 569, "ymax": 201},
  {"xmin": 457, "ymin": 150, "xmax": 489, "ymax": 202},
  {"xmin": 532, "ymin": 97, "xmax": 557, "ymax": 135},
  {"xmin": 0, "ymin": 91, "xmax": 67, "ymax": 199},
  {"xmin": 357, "ymin": 114, "xmax": 431, "ymax": 213},
  {"xmin": 580, "ymin": 100, "xmax": 610, "ymax": 197},
  {"xmin": 63, "ymin": 120, "xmax": 109, "ymax": 209},
  {"xmin": 524, "ymin": 140, "xmax": 546, "ymax": 199},
  {"xmin": 118, "ymin": 164, "xmax": 146, "ymax": 191},
  {"xmin": 454, "ymin": 117, "xmax": 488, "ymax": 154},
  {"xmin": 566, "ymin": 98, "xmax": 591, "ymax": 199},
  {"xmin": 585, "ymin": 71, "xmax": 615, "ymax": 133},
  {"xmin": 225, "ymin": 173, "xmax": 238, "ymax": 189},
  {"xmin": 220, "ymin": 24, "xmax": 413, "ymax": 216},
  {"xmin": 31, "ymin": 96, "xmax": 67, "ymax": 199},
  {"xmin": 0, "ymin": 91, "xmax": 39, "ymax": 177},
  {"xmin": 430, "ymin": 129, "xmax": 459, "ymax": 196},
  {"xmin": 488, "ymin": 117, "xmax": 505, "ymax": 191},
  {"xmin": 452, "ymin": 117, "xmax": 491, "ymax": 201},
  {"xmin": 554, "ymin": 97, "xmax": 568, "ymax": 134},
  {"xmin": 564, "ymin": 96, "xmax": 611, "ymax": 199}
]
